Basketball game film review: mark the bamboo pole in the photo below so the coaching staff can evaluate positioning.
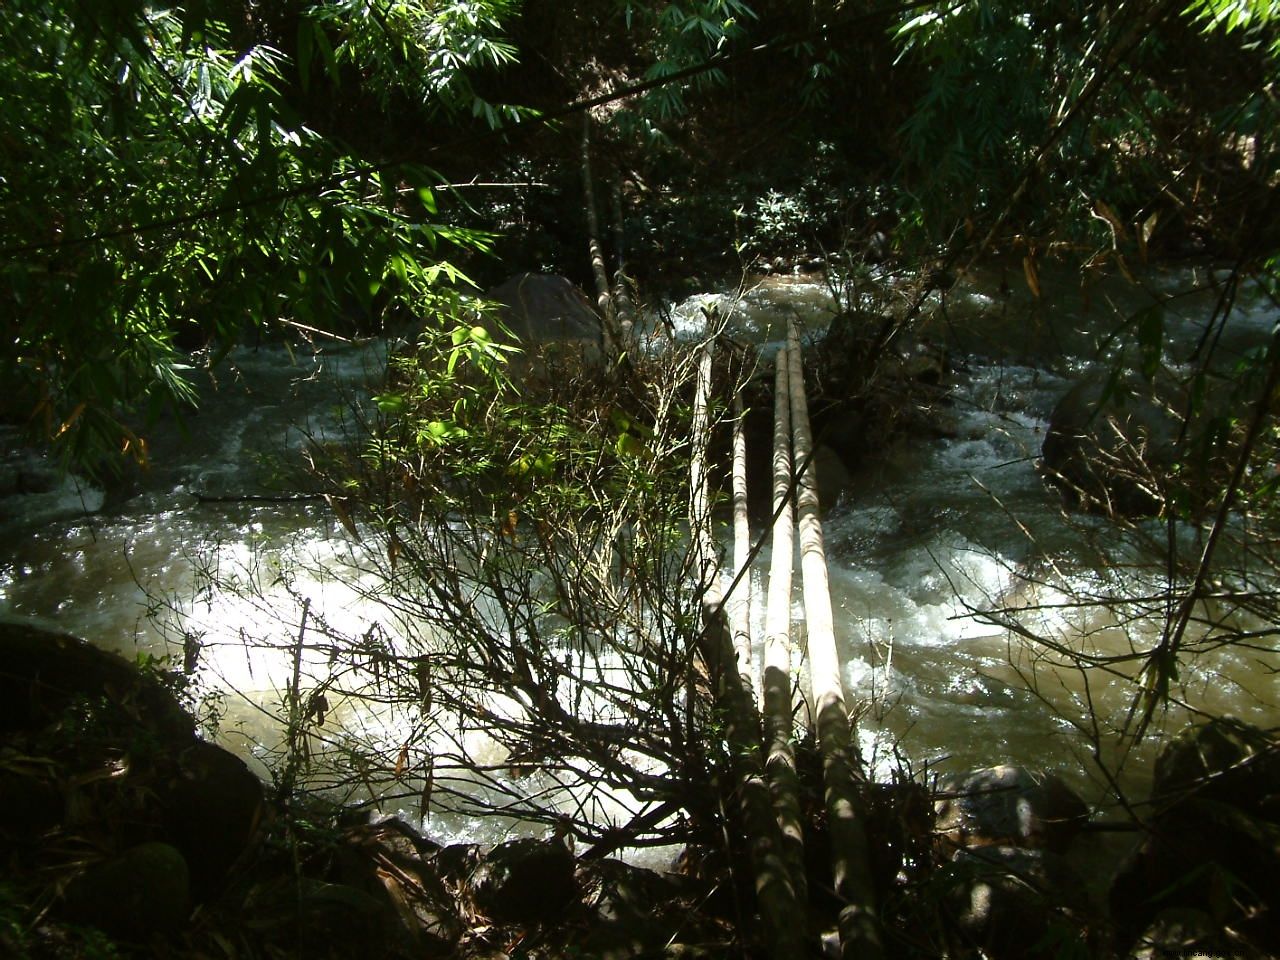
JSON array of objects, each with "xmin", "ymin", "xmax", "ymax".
[
  {"xmin": 787, "ymin": 322, "xmax": 884, "ymax": 960},
  {"xmin": 581, "ymin": 115, "xmax": 621, "ymax": 359},
  {"xmin": 690, "ymin": 343, "xmax": 806, "ymax": 960},
  {"xmin": 610, "ymin": 177, "xmax": 637, "ymax": 344},
  {"xmin": 762, "ymin": 346, "xmax": 808, "ymax": 903},
  {"xmin": 727, "ymin": 389, "xmax": 755, "ymax": 698}
]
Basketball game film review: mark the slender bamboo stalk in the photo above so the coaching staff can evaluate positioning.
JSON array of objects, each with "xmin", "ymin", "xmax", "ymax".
[
  {"xmin": 763, "ymin": 345, "xmax": 808, "ymax": 903},
  {"xmin": 581, "ymin": 114, "xmax": 620, "ymax": 359},
  {"xmin": 787, "ymin": 322, "xmax": 884, "ymax": 960},
  {"xmin": 728, "ymin": 389, "xmax": 755, "ymax": 698},
  {"xmin": 610, "ymin": 177, "xmax": 637, "ymax": 344},
  {"xmin": 691, "ymin": 343, "xmax": 806, "ymax": 959}
]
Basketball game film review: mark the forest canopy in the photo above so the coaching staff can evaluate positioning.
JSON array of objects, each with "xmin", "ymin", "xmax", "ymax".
[{"xmin": 1, "ymin": 0, "xmax": 1277, "ymax": 474}]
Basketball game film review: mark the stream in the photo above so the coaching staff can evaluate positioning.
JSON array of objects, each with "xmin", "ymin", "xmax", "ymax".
[{"xmin": 3, "ymin": 264, "xmax": 1278, "ymax": 850}]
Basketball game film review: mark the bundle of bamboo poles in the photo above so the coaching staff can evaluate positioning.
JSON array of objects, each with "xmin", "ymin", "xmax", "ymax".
[
  {"xmin": 689, "ymin": 343, "xmax": 805, "ymax": 958},
  {"xmin": 689, "ymin": 328, "xmax": 883, "ymax": 958},
  {"xmin": 785, "ymin": 322, "xmax": 884, "ymax": 960}
]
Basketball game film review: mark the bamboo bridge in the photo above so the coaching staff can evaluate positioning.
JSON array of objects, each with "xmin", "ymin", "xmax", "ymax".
[{"xmin": 690, "ymin": 320, "xmax": 884, "ymax": 960}]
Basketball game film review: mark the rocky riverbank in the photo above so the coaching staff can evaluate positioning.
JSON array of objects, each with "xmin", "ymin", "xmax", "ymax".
[{"xmin": 3, "ymin": 620, "xmax": 1279, "ymax": 958}]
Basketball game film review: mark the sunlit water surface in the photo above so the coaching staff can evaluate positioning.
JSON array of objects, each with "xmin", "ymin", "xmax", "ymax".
[{"xmin": 3, "ymin": 265, "xmax": 1278, "ymax": 857}]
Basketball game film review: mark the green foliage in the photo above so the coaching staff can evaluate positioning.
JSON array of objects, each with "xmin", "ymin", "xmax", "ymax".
[
  {"xmin": 1186, "ymin": 0, "xmax": 1280, "ymax": 53},
  {"xmin": 302, "ymin": 0, "xmax": 528, "ymax": 124},
  {"xmin": 891, "ymin": 0, "xmax": 1279, "ymax": 256},
  {"xmin": 733, "ymin": 141, "xmax": 854, "ymax": 258},
  {"xmin": 616, "ymin": 0, "xmax": 756, "ymax": 127},
  {"xmin": 893, "ymin": 1, "xmax": 1078, "ymax": 241},
  {"xmin": 0, "ymin": 1, "xmax": 508, "ymax": 477},
  {"xmin": 354, "ymin": 330, "xmax": 665, "ymax": 531}
]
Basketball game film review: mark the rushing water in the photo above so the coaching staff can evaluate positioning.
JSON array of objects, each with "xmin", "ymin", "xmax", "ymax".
[{"xmin": 3, "ymin": 265, "xmax": 1278, "ymax": 845}]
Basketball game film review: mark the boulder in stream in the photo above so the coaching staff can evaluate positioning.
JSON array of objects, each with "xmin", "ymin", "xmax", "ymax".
[
  {"xmin": 934, "ymin": 765, "xmax": 1089, "ymax": 855},
  {"xmin": 160, "ymin": 738, "xmax": 266, "ymax": 899},
  {"xmin": 1152, "ymin": 715, "xmax": 1280, "ymax": 813},
  {"xmin": 0, "ymin": 617, "xmax": 195, "ymax": 741},
  {"xmin": 63, "ymin": 841, "xmax": 191, "ymax": 939},
  {"xmin": 485, "ymin": 272, "xmax": 604, "ymax": 370},
  {"xmin": 1041, "ymin": 370, "xmax": 1234, "ymax": 518},
  {"xmin": 0, "ymin": 618, "xmax": 266, "ymax": 909}
]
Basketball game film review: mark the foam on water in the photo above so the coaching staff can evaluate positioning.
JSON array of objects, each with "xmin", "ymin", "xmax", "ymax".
[{"xmin": 4, "ymin": 269, "xmax": 1279, "ymax": 840}]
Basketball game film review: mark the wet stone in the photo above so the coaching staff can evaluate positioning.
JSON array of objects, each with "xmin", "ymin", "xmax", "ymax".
[
  {"xmin": 935, "ymin": 765, "xmax": 1089, "ymax": 855},
  {"xmin": 939, "ymin": 845, "xmax": 1087, "ymax": 959}
]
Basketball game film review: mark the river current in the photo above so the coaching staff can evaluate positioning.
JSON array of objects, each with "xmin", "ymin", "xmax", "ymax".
[{"xmin": 3, "ymin": 264, "xmax": 1277, "ymax": 847}]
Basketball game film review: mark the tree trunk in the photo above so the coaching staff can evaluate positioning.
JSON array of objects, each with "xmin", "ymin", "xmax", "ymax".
[{"xmin": 787, "ymin": 322, "xmax": 884, "ymax": 960}]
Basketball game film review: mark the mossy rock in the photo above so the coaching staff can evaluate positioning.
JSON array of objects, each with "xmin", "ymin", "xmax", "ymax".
[{"xmin": 62, "ymin": 841, "xmax": 191, "ymax": 938}]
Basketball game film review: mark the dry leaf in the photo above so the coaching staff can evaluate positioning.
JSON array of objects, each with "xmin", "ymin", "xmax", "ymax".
[
  {"xmin": 1022, "ymin": 255, "xmax": 1041, "ymax": 299},
  {"xmin": 1137, "ymin": 210, "xmax": 1160, "ymax": 263},
  {"xmin": 500, "ymin": 509, "xmax": 518, "ymax": 538},
  {"xmin": 324, "ymin": 494, "xmax": 361, "ymax": 541},
  {"xmin": 395, "ymin": 743, "xmax": 410, "ymax": 780},
  {"xmin": 1093, "ymin": 198, "xmax": 1128, "ymax": 241},
  {"xmin": 55, "ymin": 402, "xmax": 86, "ymax": 438},
  {"xmin": 419, "ymin": 759, "xmax": 434, "ymax": 822}
]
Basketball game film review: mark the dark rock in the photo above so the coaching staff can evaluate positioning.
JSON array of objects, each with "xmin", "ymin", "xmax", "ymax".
[
  {"xmin": 1152, "ymin": 716, "xmax": 1280, "ymax": 815},
  {"xmin": 63, "ymin": 841, "xmax": 191, "ymax": 938},
  {"xmin": 466, "ymin": 837, "xmax": 577, "ymax": 924},
  {"xmin": 810, "ymin": 310, "xmax": 950, "ymax": 476},
  {"xmin": 433, "ymin": 842, "xmax": 483, "ymax": 883},
  {"xmin": 1110, "ymin": 720, "xmax": 1280, "ymax": 953},
  {"xmin": 485, "ymin": 273, "xmax": 603, "ymax": 366},
  {"xmin": 1110, "ymin": 796, "xmax": 1280, "ymax": 954},
  {"xmin": 244, "ymin": 878, "xmax": 392, "ymax": 949},
  {"xmin": 160, "ymin": 739, "xmax": 265, "ymax": 899},
  {"xmin": 939, "ymin": 845, "xmax": 1087, "ymax": 959},
  {"xmin": 0, "ymin": 620, "xmax": 274, "ymax": 910},
  {"xmin": 0, "ymin": 766, "xmax": 62, "ymax": 836},
  {"xmin": 1041, "ymin": 371, "xmax": 1232, "ymax": 518},
  {"xmin": 0, "ymin": 619, "xmax": 194, "ymax": 742},
  {"xmin": 351, "ymin": 816, "xmax": 442, "ymax": 860},
  {"xmin": 567, "ymin": 858, "xmax": 703, "ymax": 958},
  {"xmin": 812, "ymin": 444, "xmax": 852, "ymax": 505},
  {"xmin": 1041, "ymin": 375, "xmax": 1176, "ymax": 516},
  {"xmin": 934, "ymin": 765, "xmax": 1089, "ymax": 854}
]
